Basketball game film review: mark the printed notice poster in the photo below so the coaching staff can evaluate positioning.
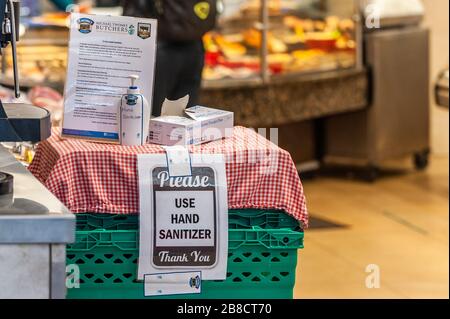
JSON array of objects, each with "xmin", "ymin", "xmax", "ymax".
[
  {"xmin": 137, "ymin": 154, "xmax": 228, "ymax": 281},
  {"xmin": 62, "ymin": 13, "xmax": 157, "ymax": 143}
]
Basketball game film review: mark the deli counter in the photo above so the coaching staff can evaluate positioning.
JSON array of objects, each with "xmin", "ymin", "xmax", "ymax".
[
  {"xmin": 1, "ymin": 0, "xmax": 431, "ymax": 177},
  {"xmin": 2, "ymin": 0, "xmax": 366, "ymax": 125}
]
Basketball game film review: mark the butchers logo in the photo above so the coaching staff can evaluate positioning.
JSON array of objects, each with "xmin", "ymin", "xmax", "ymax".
[
  {"xmin": 138, "ymin": 23, "xmax": 152, "ymax": 39},
  {"xmin": 77, "ymin": 18, "xmax": 94, "ymax": 34},
  {"xmin": 95, "ymin": 21, "xmax": 133, "ymax": 35}
]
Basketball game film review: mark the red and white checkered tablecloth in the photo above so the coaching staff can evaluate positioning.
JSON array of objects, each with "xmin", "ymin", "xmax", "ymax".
[{"xmin": 29, "ymin": 127, "xmax": 308, "ymax": 227}]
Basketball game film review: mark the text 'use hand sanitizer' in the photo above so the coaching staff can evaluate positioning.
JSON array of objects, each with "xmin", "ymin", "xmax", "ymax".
[{"xmin": 120, "ymin": 75, "xmax": 150, "ymax": 146}]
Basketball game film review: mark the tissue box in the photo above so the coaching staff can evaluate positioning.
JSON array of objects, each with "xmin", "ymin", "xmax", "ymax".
[{"xmin": 149, "ymin": 106, "xmax": 234, "ymax": 146}]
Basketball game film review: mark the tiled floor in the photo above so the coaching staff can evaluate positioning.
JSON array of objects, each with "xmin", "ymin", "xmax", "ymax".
[{"xmin": 294, "ymin": 156, "xmax": 449, "ymax": 299}]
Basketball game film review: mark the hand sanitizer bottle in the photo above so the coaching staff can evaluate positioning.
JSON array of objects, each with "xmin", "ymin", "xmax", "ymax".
[{"xmin": 120, "ymin": 75, "xmax": 150, "ymax": 146}]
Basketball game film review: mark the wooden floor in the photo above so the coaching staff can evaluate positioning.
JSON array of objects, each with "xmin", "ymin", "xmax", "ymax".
[{"xmin": 294, "ymin": 156, "xmax": 449, "ymax": 299}]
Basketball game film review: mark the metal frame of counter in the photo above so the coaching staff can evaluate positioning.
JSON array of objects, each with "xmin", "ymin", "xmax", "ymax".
[{"xmin": 0, "ymin": 146, "xmax": 75, "ymax": 299}]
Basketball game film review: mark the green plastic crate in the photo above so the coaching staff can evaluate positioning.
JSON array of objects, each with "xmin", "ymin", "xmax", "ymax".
[{"xmin": 66, "ymin": 210, "xmax": 304, "ymax": 299}]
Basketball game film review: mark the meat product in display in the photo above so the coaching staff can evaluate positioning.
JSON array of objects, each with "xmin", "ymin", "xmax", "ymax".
[{"xmin": 28, "ymin": 86, "xmax": 64, "ymax": 126}]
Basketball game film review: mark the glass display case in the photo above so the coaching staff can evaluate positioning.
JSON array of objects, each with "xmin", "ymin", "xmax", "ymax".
[
  {"xmin": 1, "ymin": 25, "xmax": 69, "ymax": 89},
  {"xmin": 1, "ymin": 0, "xmax": 362, "ymax": 90},
  {"xmin": 203, "ymin": 0, "xmax": 362, "ymax": 86},
  {"xmin": 1, "ymin": 0, "xmax": 71, "ymax": 89}
]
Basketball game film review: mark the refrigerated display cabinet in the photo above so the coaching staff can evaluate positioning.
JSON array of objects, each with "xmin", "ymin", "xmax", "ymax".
[
  {"xmin": 199, "ymin": 0, "xmax": 366, "ymax": 174},
  {"xmin": 1, "ymin": 13, "xmax": 69, "ymax": 91},
  {"xmin": 2, "ymin": 0, "xmax": 362, "ymax": 91},
  {"xmin": 203, "ymin": 0, "xmax": 362, "ymax": 88}
]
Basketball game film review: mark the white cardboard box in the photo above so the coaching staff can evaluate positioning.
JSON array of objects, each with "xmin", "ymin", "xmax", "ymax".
[{"xmin": 149, "ymin": 106, "xmax": 234, "ymax": 146}]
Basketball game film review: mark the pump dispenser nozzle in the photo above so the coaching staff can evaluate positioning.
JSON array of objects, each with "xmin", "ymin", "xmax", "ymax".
[
  {"xmin": 127, "ymin": 75, "xmax": 140, "ymax": 94},
  {"xmin": 129, "ymin": 74, "xmax": 139, "ymax": 89}
]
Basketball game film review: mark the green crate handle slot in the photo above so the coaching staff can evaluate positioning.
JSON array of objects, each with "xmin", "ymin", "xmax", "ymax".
[{"xmin": 70, "ymin": 227, "xmax": 304, "ymax": 252}]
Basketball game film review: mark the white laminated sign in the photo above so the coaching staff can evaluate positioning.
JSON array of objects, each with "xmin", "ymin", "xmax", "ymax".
[
  {"xmin": 62, "ymin": 13, "xmax": 157, "ymax": 143},
  {"xmin": 137, "ymin": 153, "xmax": 228, "ymax": 282}
]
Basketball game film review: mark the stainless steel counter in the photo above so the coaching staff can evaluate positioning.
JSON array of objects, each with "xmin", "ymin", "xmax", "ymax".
[{"xmin": 0, "ymin": 145, "xmax": 75, "ymax": 299}]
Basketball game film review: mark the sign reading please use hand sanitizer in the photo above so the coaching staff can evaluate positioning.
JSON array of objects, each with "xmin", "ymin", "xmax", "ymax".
[{"xmin": 137, "ymin": 153, "xmax": 228, "ymax": 293}]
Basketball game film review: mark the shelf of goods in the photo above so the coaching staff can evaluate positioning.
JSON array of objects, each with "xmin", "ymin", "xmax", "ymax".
[{"xmin": 203, "ymin": 0, "xmax": 361, "ymax": 85}]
